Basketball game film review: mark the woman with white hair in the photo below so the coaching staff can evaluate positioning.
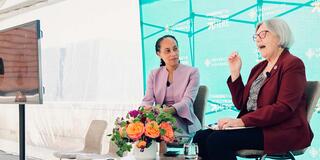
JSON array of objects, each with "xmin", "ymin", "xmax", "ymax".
[{"xmin": 193, "ymin": 18, "xmax": 313, "ymax": 160}]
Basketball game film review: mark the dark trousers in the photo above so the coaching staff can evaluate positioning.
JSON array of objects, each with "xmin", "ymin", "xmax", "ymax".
[{"xmin": 193, "ymin": 128, "xmax": 264, "ymax": 160}]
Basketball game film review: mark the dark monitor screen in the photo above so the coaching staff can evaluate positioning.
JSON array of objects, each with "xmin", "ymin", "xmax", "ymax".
[{"xmin": 0, "ymin": 20, "xmax": 43, "ymax": 104}]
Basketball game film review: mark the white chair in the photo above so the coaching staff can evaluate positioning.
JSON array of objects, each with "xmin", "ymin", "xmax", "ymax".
[{"xmin": 54, "ymin": 120, "xmax": 107, "ymax": 160}]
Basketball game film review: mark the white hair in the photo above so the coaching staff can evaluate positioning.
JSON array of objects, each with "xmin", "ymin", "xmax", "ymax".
[{"xmin": 257, "ymin": 18, "xmax": 294, "ymax": 49}]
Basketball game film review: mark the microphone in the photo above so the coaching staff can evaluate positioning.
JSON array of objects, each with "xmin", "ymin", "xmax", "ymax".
[
  {"xmin": 166, "ymin": 81, "xmax": 171, "ymax": 87},
  {"xmin": 266, "ymin": 72, "xmax": 271, "ymax": 78}
]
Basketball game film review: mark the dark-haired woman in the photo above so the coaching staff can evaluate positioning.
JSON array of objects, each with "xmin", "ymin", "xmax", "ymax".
[{"xmin": 141, "ymin": 35, "xmax": 201, "ymax": 137}]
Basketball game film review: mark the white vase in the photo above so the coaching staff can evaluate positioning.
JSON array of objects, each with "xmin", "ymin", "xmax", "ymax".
[{"xmin": 133, "ymin": 141, "xmax": 158, "ymax": 160}]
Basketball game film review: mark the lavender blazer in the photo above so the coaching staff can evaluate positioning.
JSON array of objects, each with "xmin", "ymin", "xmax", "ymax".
[{"xmin": 141, "ymin": 64, "xmax": 201, "ymax": 134}]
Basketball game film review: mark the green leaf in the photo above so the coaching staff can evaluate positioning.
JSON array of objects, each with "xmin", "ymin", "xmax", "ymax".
[
  {"xmin": 121, "ymin": 121, "xmax": 127, "ymax": 127},
  {"xmin": 146, "ymin": 113, "xmax": 155, "ymax": 120},
  {"xmin": 160, "ymin": 128, "xmax": 166, "ymax": 135},
  {"xmin": 133, "ymin": 117, "xmax": 141, "ymax": 123}
]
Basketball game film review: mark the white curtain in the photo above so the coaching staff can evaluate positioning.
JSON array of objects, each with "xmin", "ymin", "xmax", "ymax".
[{"xmin": 0, "ymin": 0, "xmax": 143, "ymax": 159}]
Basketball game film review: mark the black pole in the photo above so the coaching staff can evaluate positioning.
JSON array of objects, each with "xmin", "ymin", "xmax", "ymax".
[{"xmin": 19, "ymin": 104, "xmax": 25, "ymax": 160}]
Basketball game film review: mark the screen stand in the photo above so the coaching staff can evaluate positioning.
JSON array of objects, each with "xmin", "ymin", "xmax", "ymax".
[{"xmin": 19, "ymin": 104, "xmax": 25, "ymax": 160}]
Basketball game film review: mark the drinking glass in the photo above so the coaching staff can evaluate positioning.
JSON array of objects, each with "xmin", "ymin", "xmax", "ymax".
[{"xmin": 183, "ymin": 143, "xmax": 198, "ymax": 159}]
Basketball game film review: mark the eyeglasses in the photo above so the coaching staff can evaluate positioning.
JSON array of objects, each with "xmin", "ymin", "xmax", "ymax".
[{"xmin": 253, "ymin": 30, "xmax": 269, "ymax": 41}]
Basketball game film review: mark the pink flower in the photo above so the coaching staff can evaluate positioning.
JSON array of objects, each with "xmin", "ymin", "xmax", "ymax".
[{"xmin": 128, "ymin": 110, "xmax": 140, "ymax": 118}]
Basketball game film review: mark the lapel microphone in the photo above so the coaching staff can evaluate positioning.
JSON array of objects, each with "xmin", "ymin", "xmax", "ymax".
[
  {"xmin": 166, "ymin": 81, "xmax": 171, "ymax": 87},
  {"xmin": 266, "ymin": 72, "xmax": 271, "ymax": 78}
]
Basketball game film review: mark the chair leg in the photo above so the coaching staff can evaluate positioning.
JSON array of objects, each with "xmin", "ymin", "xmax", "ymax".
[
  {"xmin": 288, "ymin": 151, "xmax": 295, "ymax": 160},
  {"xmin": 260, "ymin": 154, "xmax": 267, "ymax": 160}
]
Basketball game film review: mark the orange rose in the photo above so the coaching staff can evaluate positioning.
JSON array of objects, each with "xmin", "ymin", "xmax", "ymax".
[
  {"xmin": 126, "ymin": 122, "xmax": 145, "ymax": 140},
  {"xmin": 160, "ymin": 122, "xmax": 174, "ymax": 143},
  {"xmin": 145, "ymin": 121, "xmax": 160, "ymax": 138},
  {"xmin": 136, "ymin": 140, "xmax": 147, "ymax": 149}
]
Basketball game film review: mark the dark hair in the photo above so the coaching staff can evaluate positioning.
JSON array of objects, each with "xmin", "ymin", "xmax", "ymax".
[{"xmin": 155, "ymin": 35, "xmax": 178, "ymax": 66}]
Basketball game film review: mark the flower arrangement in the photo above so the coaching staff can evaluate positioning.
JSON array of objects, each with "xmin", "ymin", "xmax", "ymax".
[{"xmin": 109, "ymin": 105, "xmax": 179, "ymax": 157}]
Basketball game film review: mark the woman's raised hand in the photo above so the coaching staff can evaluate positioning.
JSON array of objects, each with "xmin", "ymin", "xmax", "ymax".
[{"xmin": 228, "ymin": 51, "xmax": 242, "ymax": 82}]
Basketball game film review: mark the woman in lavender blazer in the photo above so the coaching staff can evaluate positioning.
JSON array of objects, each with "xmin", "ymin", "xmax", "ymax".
[{"xmin": 141, "ymin": 35, "xmax": 201, "ymax": 136}]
